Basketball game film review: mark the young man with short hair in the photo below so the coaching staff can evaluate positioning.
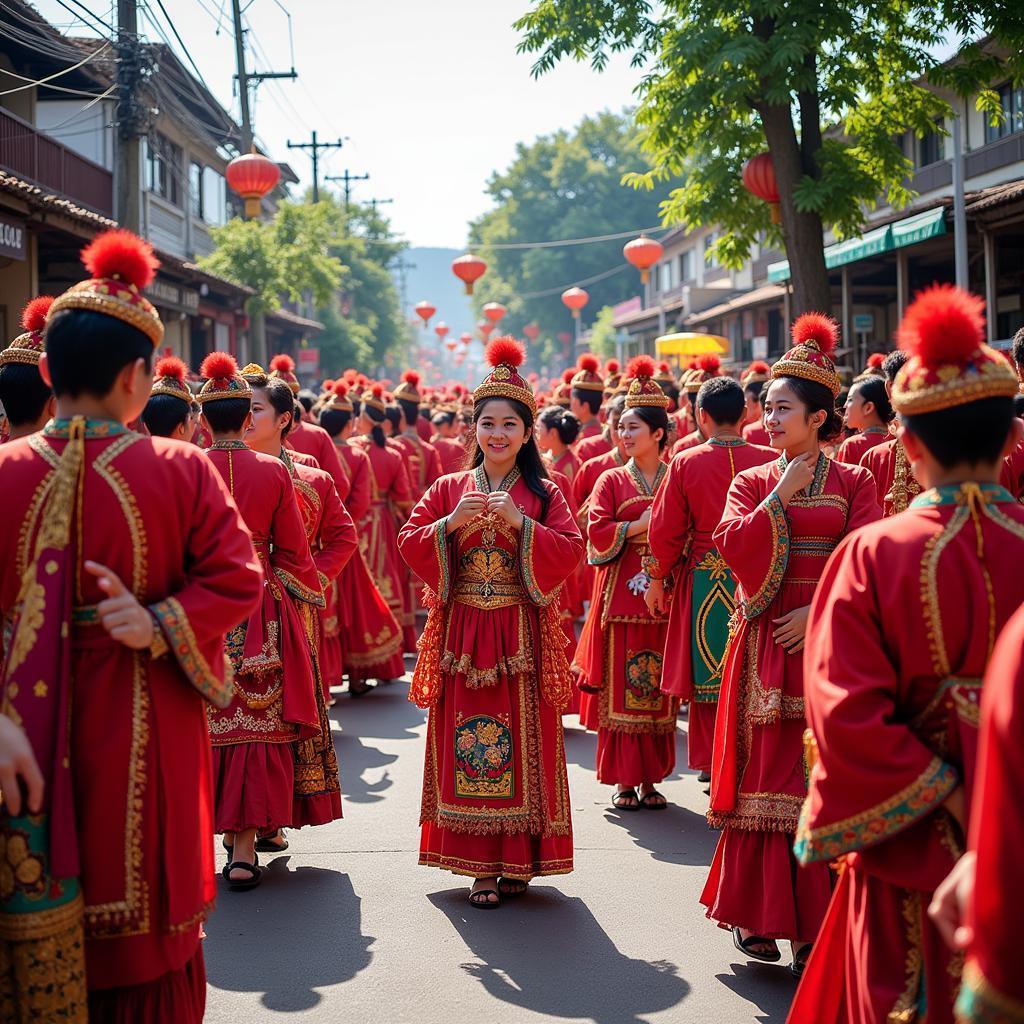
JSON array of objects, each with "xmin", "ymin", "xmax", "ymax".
[{"xmin": 0, "ymin": 295, "xmax": 56, "ymax": 442}]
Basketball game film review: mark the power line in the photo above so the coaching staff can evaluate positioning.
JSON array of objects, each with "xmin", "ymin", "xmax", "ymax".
[
  {"xmin": 474, "ymin": 225, "xmax": 669, "ymax": 251},
  {"xmin": 520, "ymin": 262, "xmax": 630, "ymax": 300},
  {"xmin": 148, "ymin": 0, "xmax": 213, "ymax": 90},
  {"xmin": 0, "ymin": 40, "xmax": 110, "ymax": 97},
  {"xmin": 58, "ymin": 0, "xmax": 113, "ymax": 33}
]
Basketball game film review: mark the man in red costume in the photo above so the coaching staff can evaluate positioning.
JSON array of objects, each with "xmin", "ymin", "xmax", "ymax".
[
  {"xmin": 0, "ymin": 296, "xmax": 56, "ymax": 443},
  {"xmin": 645, "ymin": 377, "xmax": 774, "ymax": 780},
  {"xmin": 0, "ymin": 230, "xmax": 262, "ymax": 1021},
  {"xmin": 670, "ymin": 355, "xmax": 722, "ymax": 456},
  {"xmin": 569, "ymin": 354, "xmax": 605, "ymax": 445},
  {"xmin": 790, "ymin": 285, "xmax": 1024, "ymax": 1024},
  {"xmin": 740, "ymin": 361, "xmax": 771, "ymax": 446}
]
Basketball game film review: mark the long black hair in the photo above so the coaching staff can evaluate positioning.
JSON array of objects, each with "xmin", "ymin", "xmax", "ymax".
[
  {"xmin": 851, "ymin": 375, "xmax": 895, "ymax": 424},
  {"xmin": 363, "ymin": 402, "xmax": 388, "ymax": 448},
  {"xmin": 469, "ymin": 396, "xmax": 550, "ymax": 520}
]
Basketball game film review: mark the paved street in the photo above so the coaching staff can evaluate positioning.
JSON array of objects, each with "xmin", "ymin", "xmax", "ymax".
[{"xmin": 204, "ymin": 662, "xmax": 796, "ymax": 1024}]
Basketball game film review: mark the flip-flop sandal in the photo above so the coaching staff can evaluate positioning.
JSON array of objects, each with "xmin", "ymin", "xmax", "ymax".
[
  {"xmin": 223, "ymin": 855, "xmax": 261, "ymax": 891},
  {"xmin": 612, "ymin": 788, "xmax": 640, "ymax": 811},
  {"xmin": 733, "ymin": 926, "xmax": 781, "ymax": 963},
  {"xmin": 498, "ymin": 878, "xmax": 528, "ymax": 898},
  {"xmin": 468, "ymin": 888, "xmax": 501, "ymax": 910},
  {"xmin": 639, "ymin": 791, "xmax": 668, "ymax": 810},
  {"xmin": 255, "ymin": 830, "xmax": 289, "ymax": 853},
  {"xmin": 790, "ymin": 944, "xmax": 813, "ymax": 978},
  {"xmin": 349, "ymin": 681, "xmax": 373, "ymax": 698}
]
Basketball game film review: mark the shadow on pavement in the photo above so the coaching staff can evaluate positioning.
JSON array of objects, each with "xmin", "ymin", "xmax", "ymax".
[
  {"xmin": 428, "ymin": 886, "xmax": 689, "ymax": 1024},
  {"xmin": 330, "ymin": 680, "xmax": 424, "ymax": 740},
  {"xmin": 716, "ymin": 962, "xmax": 797, "ymax": 1023},
  {"xmin": 562, "ymin": 722, "xmax": 596, "ymax": 769},
  {"xmin": 205, "ymin": 859, "xmax": 373, "ymax": 1010},
  {"xmin": 599, "ymin": 800, "xmax": 720, "ymax": 867},
  {"xmin": 332, "ymin": 731, "xmax": 398, "ymax": 804}
]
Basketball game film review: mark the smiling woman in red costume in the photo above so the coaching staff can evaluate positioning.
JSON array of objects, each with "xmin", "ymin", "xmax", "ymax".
[
  {"xmin": 574, "ymin": 356, "xmax": 678, "ymax": 811},
  {"xmin": 701, "ymin": 313, "xmax": 880, "ymax": 975},
  {"xmin": 398, "ymin": 337, "xmax": 583, "ymax": 910}
]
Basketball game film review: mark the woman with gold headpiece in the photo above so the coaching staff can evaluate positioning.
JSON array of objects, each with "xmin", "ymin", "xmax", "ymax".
[
  {"xmin": 701, "ymin": 313, "xmax": 880, "ymax": 975},
  {"xmin": 574, "ymin": 356, "xmax": 678, "ymax": 810},
  {"xmin": 0, "ymin": 231, "xmax": 262, "ymax": 1021},
  {"xmin": 788, "ymin": 286, "xmax": 1024, "ymax": 1024},
  {"xmin": 398, "ymin": 337, "xmax": 583, "ymax": 909}
]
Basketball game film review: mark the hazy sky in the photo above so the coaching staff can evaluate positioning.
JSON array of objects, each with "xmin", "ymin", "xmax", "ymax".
[{"xmin": 35, "ymin": 0, "xmax": 644, "ymax": 249}]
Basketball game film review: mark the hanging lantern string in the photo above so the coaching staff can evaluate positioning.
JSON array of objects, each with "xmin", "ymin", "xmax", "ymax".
[
  {"xmin": 520, "ymin": 262, "xmax": 629, "ymax": 300},
  {"xmin": 470, "ymin": 226, "xmax": 669, "ymax": 251}
]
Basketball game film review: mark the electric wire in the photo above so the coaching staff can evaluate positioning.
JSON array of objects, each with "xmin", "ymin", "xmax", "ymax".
[{"xmin": 0, "ymin": 40, "xmax": 110, "ymax": 97}]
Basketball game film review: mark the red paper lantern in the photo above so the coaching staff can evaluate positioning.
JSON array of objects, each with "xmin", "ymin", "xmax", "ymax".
[
  {"xmin": 414, "ymin": 300, "xmax": 436, "ymax": 328},
  {"xmin": 483, "ymin": 302, "xmax": 507, "ymax": 325},
  {"xmin": 742, "ymin": 153, "xmax": 781, "ymax": 223},
  {"xmin": 445, "ymin": 338, "xmax": 457, "ymax": 351},
  {"xmin": 434, "ymin": 321, "xmax": 449, "ymax": 339},
  {"xmin": 557, "ymin": 331, "xmax": 572, "ymax": 344},
  {"xmin": 478, "ymin": 319, "xmax": 494, "ymax": 340},
  {"xmin": 523, "ymin": 323, "xmax": 540, "ymax": 342},
  {"xmin": 459, "ymin": 332, "xmax": 472, "ymax": 345},
  {"xmin": 225, "ymin": 150, "xmax": 281, "ymax": 219},
  {"xmin": 623, "ymin": 234, "xmax": 664, "ymax": 285},
  {"xmin": 561, "ymin": 287, "xmax": 589, "ymax": 319},
  {"xmin": 452, "ymin": 253, "xmax": 488, "ymax": 295}
]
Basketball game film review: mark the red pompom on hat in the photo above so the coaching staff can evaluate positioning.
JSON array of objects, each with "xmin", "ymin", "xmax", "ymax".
[
  {"xmin": 624, "ymin": 354, "xmax": 669, "ymax": 409},
  {"xmin": 362, "ymin": 381, "xmax": 387, "ymax": 411},
  {"xmin": 605, "ymin": 358, "xmax": 620, "ymax": 374},
  {"xmin": 475, "ymin": 335, "xmax": 536, "ymax": 414},
  {"xmin": 741, "ymin": 359, "xmax": 772, "ymax": 385},
  {"xmin": 892, "ymin": 284, "xmax": 1015, "ymax": 415},
  {"xmin": 22, "ymin": 295, "xmax": 54, "ymax": 334},
  {"xmin": 561, "ymin": 368, "xmax": 575, "ymax": 385},
  {"xmin": 867, "ymin": 353, "xmax": 886, "ymax": 371},
  {"xmin": 571, "ymin": 352, "xmax": 604, "ymax": 391},
  {"xmin": 268, "ymin": 352, "xmax": 300, "ymax": 393},
  {"xmin": 2, "ymin": 294, "xmax": 55, "ymax": 367},
  {"xmin": 322, "ymin": 377, "xmax": 335, "ymax": 391},
  {"xmin": 322, "ymin": 378, "xmax": 353, "ymax": 412},
  {"xmin": 394, "ymin": 368, "xmax": 423, "ymax": 403},
  {"xmin": 771, "ymin": 311, "xmax": 842, "ymax": 397},
  {"xmin": 332, "ymin": 380, "xmax": 349, "ymax": 398},
  {"xmin": 653, "ymin": 359, "xmax": 675, "ymax": 385},
  {"xmin": 197, "ymin": 351, "xmax": 251, "ymax": 405},
  {"xmin": 150, "ymin": 355, "xmax": 192, "ymax": 403},
  {"xmin": 698, "ymin": 354, "xmax": 721, "ymax": 374},
  {"xmin": 48, "ymin": 228, "xmax": 163, "ymax": 345},
  {"xmin": 685, "ymin": 352, "xmax": 723, "ymax": 393}
]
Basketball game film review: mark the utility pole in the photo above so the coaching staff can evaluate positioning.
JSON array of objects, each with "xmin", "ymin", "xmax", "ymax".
[
  {"xmin": 325, "ymin": 169, "xmax": 369, "ymax": 212},
  {"xmin": 390, "ymin": 254, "xmax": 416, "ymax": 315},
  {"xmin": 369, "ymin": 197, "xmax": 394, "ymax": 215},
  {"xmin": 287, "ymin": 132, "xmax": 343, "ymax": 203},
  {"xmin": 232, "ymin": 0, "xmax": 296, "ymax": 153},
  {"xmin": 116, "ymin": 0, "xmax": 147, "ymax": 232}
]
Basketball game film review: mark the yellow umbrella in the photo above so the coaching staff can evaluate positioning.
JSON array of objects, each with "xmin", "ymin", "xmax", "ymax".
[{"xmin": 655, "ymin": 333, "xmax": 729, "ymax": 357}]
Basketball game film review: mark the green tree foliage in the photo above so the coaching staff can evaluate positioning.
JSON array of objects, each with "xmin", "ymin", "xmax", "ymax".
[
  {"xmin": 515, "ymin": 1, "xmax": 1024, "ymax": 316},
  {"xmin": 468, "ymin": 110, "xmax": 669, "ymax": 350},
  {"xmin": 587, "ymin": 304, "xmax": 618, "ymax": 359}
]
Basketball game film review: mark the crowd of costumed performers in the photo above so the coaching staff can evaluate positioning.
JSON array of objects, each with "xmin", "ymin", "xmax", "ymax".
[{"xmin": 1, "ymin": 227, "xmax": 1024, "ymax": 1024}]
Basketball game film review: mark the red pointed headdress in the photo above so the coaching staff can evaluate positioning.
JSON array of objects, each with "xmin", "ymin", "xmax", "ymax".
[
  {"xmin": 1, "ymin": 295, "xmax": 55, "ymax": 367},
  {"xmin": 624, "ymin": 355, "xmax": 669, "ymax": 409},
  {"xmin": 474, "ymin": 336, "xmax": 536, "ymax": 414},
  {"xmin": 269, "ymin": 353, "xmax": 300, "ymax": 393},
  {"xmin": 197, "ymin": 351, "xmax": 252, "ymax": 405},
  {"xmin": 150, "ymin": 355, "xmax": 192, "ymax": 404},
  {"xmin": 771, "ymin": 312, "xmax": 842, "ymax": 397}
]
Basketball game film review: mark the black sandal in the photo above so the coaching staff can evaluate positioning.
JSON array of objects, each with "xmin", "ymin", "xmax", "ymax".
[
  {"xmin": 732, "ymin": 926, "xmax": 781, "ymax": 963},
  {"xmin": 639, "ymin": 790, "xmax": 668, "ymax": 810},
  {"xmin": 349, "ymin": 680, "xmax": 373, "ymax": 697},
  {"xmin": 498, "ymin": 877, "xmax": 528, "ymax": 898},
  {"xmin": 790, "ymin": 943, "xmax": 812, "ymax": 978},
  {"xmin": 697, "ymin": 770, "xmax": 711, "ymax": 783},
  {"xmin": 223, "ymin": 855, "xmax": 261, "ymax": 891},
  {"xmin": 255, "ymin": 829, "xmax": 289, "ymax": 853},
  {"xmin": 468, "ymin": 887, "xmax": 501, "ymax": 910},
  {"xmin": 612, "ymin": 788, "xmax": 640, "ymax": 811},
  {"xmin": 222, "ymin": 838, "xmax": 233, "ymax": 859}
]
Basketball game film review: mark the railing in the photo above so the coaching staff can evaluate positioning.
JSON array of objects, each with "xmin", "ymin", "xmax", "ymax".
[{"xmin": 0, "ymin": 105, "xmax": 113, "ymax": 217}]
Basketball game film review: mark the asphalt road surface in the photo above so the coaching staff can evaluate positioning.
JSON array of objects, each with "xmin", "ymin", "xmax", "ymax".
[{"xmin": 204, "ymin": 663, "xmax": 797, "ymax": 1024}]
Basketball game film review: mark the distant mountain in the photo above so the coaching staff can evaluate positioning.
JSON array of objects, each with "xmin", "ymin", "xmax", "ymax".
[{"xmin": 395, "ymin": 247, "xmax": 477, "ymax": 340}]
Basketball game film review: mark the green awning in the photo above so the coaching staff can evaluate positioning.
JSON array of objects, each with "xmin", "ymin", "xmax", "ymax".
[
  {"xmin": 892, "ymin": 206, "xmax": 946, "ymax": 247},
  {"xmin": 765, "ymin": 207, "xmax": 946, "ymax": 284}
]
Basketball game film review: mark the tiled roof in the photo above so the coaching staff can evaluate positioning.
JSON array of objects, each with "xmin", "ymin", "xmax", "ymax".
[{"xmin": 0, "ymin": 173, "xmax": 116, "ymax": 231}]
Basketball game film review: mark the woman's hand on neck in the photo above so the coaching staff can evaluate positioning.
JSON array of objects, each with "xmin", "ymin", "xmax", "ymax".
[{"xmin": 784, "ymin": 438, "xmax": 821, "ymax": 462}]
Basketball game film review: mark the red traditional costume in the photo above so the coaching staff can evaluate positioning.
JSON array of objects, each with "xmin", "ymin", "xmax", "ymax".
[
  {"xmin": 324, "ymin": 389, "xmax": 405, "ymax": 684},
  {"xmin": 789, "ymin": 286, "xmax": 1024, "ymax": 1024},
  {"xmin": 702, "ymin": 315, "xmax": 880, "ymax": 944},
  {"xmin": 740, "ymin": 362, "xmax": 772, "ymax": 447},
  {"xmin": 0, "ymin": 234, "xmax": 262, "ymax": 1022},
  {"xmin": 860, "ymin": 435, "xmax": 923, "ymax": 515},
  {"xmin": 283, "ymin": 447, "xmax": 356, "ymax": 827},
  {"xmin": 548, "ymin": 466, "xmax": 581, "ymax": 658},
  {"xmin": 434, "ymin": 434, "xmax": 467, "ymax": 476},
  {"xmin": 569, "ymin": 354, "xmax": 604, "ymax": 451},
  {"xmin": 956, "ymin": 604, "xmax": 1024, "ymax": 1024},
  {"xmin": 572, "ymin": 447, "xmax": 626, "ymax": 615},
  {"xmin": 742, "ymin": 421, "xmax": 770, "ymax": 446},
  {"xmin": 646, "ymin": 436, "xmax": 776, "ymax": 772},
  {"xmin": 575, "ymin": 360, "xmax": 677, "ymax": 786},
  {"xmin": 835, "ymin": 425, "xmax": 889, "ymax": 465},
  {"xmin": 354, "ymin": 385, "xmax": 415, "ymax": 652},
  {"xmin": 998, "ymin": 438, "xmax": 1024, "ymax": 501},
  {"xmin": 574, "ymin": 429, "xmax": 612, "ymax": 465},
  {"xmin": 550, "ymin": 446, "xmax": 581, "ymax": 485},
  {"xmin": 198, "ymin": 355, "xmax": 326, "ymax": 848},
  {"xmin": 398, "ymin": 339, "xmax": 583, "ymax": 880}
]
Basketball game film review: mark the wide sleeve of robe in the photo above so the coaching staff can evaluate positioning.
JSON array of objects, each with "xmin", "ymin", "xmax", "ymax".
[
  {"xmin": 795, "ymin": 530, "xmax": 959, "ymax": 868},
  {"xmin": 587, "ymin": 470, "xmax": 630, "ymax": 566},
  {"xmin": 270, "ymin": 465, "xmax": 327, "ymax": 608},
  {"xmin": 956, "ymin": 606, "xmax": 1024, "ymax": 1024},
  {"xmin": 713, "ymin": 466, "xmax": 788, "ymax": 619},
  {"xmin": 149, "ymin": 453, "xmax": 264, "ymax": 708},
  {"xmin": 519, "ymin": 479, "xmax": 584, "ymax": 606},
  {"xmin": 397, "ymin": 475, "xmax": 463, "ymax": 601},
  {"xmin": 647, "ymin": 457, "xmax": 691, "ymax": 581}
]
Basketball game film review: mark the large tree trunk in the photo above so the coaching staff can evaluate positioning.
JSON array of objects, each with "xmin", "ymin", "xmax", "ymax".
[{"xmin": 756, "ymin": 100, "xmax": 832, "ymax": 318}]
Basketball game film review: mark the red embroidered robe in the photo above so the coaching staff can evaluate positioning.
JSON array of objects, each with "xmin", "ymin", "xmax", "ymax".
[
  {"xmin": 0, "ymin": 421, "xmax": 261, "ymax": 1000},
  {"xmin": 433, "ymin": 435, "xmax": 467, "ymax": 476},
  {"xmin": 957, "ymin": 601, "xmax": 1024, "ymax": 1024},
  {"xmin": 572, "ymin": 447, "xmax": 626, "ymax": 613},
  {"xmin": 999, "ymin": 438, "xmax": 1024, "ymax": 501},
  {"xmin": 287, "ymin": 419, "xmax": 350, "ymax": 505},
  {"xmin": 398, "ymin": 467, "xmax": 582, "ymax": 880},
  {"xmin": 354, "ymin": 437, "xmax": 414, "ymax": 652},
  {"xmin": 743, "ymin": 421, "xmax": 770, "ymax": 446},
  {"xmin": 575, "ymin": 462, "xmax": 677, "ymax": 785},
  {"xmin": 574, "ymin": 431, "xmax": 611, "ymax": 466},
  {"xmin": 789, "ymin": 483, "xmax": 1024, "ymax": 1024},
  {"xmin": 835, "ymin": 426, "xmax": 889, "ymax": 466},
  {"xmin": 860, "ymin": 436, "xmax": 923, "ymax": 516},
  {"xmin": 646, "ymin": 438, "xmax": 776, "ymax": 772},
  {"xmin": 701, "ymin": 452, "xmax": 879, "ymax": 942}
]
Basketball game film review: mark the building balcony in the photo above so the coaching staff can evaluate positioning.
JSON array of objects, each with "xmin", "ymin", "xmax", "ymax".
[{"xmin": 0, "ymin": 105, "xmax": 113, "ymax": 217}]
